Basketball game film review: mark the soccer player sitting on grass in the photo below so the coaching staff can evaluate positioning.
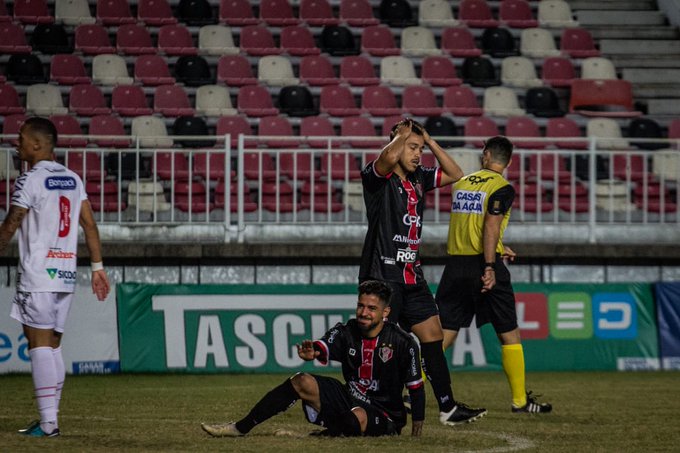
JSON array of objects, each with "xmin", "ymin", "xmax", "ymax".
[{"xmin": 201, "ymin": 280, "xmax": 426, "ymax": 437}]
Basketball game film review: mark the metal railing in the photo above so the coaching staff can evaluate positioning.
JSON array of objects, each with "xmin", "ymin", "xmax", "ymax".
[{"xmin": 0, "ymin": 134, "xmax": 678, "ymax": 244}]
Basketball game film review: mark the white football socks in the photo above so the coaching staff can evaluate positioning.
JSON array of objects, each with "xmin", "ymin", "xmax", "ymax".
[
  {"xmin": 29, "ymin": 347, "xmax": 58, "ymax": 432},
  {"xmin": 53, "ymin": 346, "xmax": 65, "ymax": 419}
]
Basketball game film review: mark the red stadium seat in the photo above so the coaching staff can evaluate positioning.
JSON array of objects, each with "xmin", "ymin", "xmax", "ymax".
[
  {"xmin": 137, "ymin": 0, "xmax": 177, "ymax": 25},
  {"xmin": 545, "ymin": 117, "xmax": 587, "ymax": 149},
  {"xmin": 51, "ymin": 54, "xmax": 91, "ymax": 85},
  {"xmin": 86, "ymin": 181, "xmax": 126, "ymax": 213},
  {"xmin": 217, "ymin": 55, "xmax": 257, "ymax": 86},
  {"xmin": 237, "ymin": 85, "xmax": 279, "ymax": 117},
  {"xmin": 194, "ymin": 152, "xmax": 230, "ymax": 181},
  {"xmin": 443, "ymin": 85, "xmax": 483, "ymax": 116},
  {"xmin": 320, "ymin": 85, "xmax": 361, "ymax": 117},
  {"xmin": 240, "ymin": 25, "xmax": 282, "ymax": 56},
  {"xmin": 361, "ymin": 85, "xmax": 401, "ymax": 116},
  {"xmin": 215, "ymin": 180, "xmax": 257, "ymax": 211},
  {"xmin": 219, "ymin": 0, "xmax": 260, "ymax": 26},
  {"xmin": 441, "ymin": 27, "xmax": 482, "ymax": 57},
  {"xmin": 499, "ymin": 0, "xmax": 537, "ymax": 28},
  {"xmin": 216, "ymin": 115, "xmax": 254, "ymax": 147},
  {"xmin": 300, "ymin": 116, "xmax": 337, "ymax": 148},
  {"xmin": 156, "ymin": 152, "xmax": 191, "ymax": 180},
  {"xmin": 280, "ymin": 26, "xmax": 320, "ymax": 56},
  {"xmin": 464, "ymin": 116, "xmax": 499, "ymax": 147},
  {"xmin": 154, "ymin": 85, "xmax": 194, "ymax": 117},
  {"xmin": 158, "ymin": 24, "xmax": 198, "ymax": 56},
  {"xmin": 69, "ymin": 85, "xmax": 110, "ymax": 116},
  {"xmin": 51, "ymin": 114, "xmax": 88, "ymax": 147},
  {"xmin": 569, "ymin": 79, "xmax": 642, "ymax": 118},
  {"xmin": 258, "ymin": 115, "xmax": 298, "ymax": 149},
  {"xmin": 13, "ymin": 0, "xmax": 53, "ymax": 24},
  {"xmin": 0, "ymin": 84, "xmax": 25, "ymax": 115},
  {"xmin": 340, "ymin": 0, "xmax": 379, "ymax": 26},
  {"xmin": 111, "ymin": 85, "xmax": 153, "ymax": 117},
  {"xmin": 505, "ymin": 116, "xmax": 545, "ymax": 150},
  {"xmin": 340, "ymin": 55, "xmax": 379, "ymax": 86},
  {"xmin": 458, "ymin": 0, "xmax": 499, "ymax": 28},
  {"xmin": 1, "ymin": 114, "xmax": 27, "ymax": 146},
  {"xmin": 96, "ymin": 0, "xmax": 135, "ymax": 25},
  {"xmin": 260, "ymin": 0, "xmax": 299, "ymax": 26},
  {"xmin": 243, "ymin": 152, "xmax": 277, "ymax": 180},
  {"xmin": 361, "ymin": 25, "xmax": 400, "ymax": 57},
  {"xmin": 0, "ymin": 0, "xmax": 10, "ymax": 22},
  {"xmin": 421, "ymin": 56, "xmax": 462, "ymax": 87},
  {"xmin": 134, "ymin": 55, "xmax": 175, "ymax": 86},
  {"xmin": 174, "ymin": 181, "xmax": 214, "ymax": 212},
  {"xmin": 300, "ymin": 55, "xmax": 339, "ymax": 86},
  {"xmin": 116, "ymin": 24, "xmax": 155, "ymax": 55},
  {"xmin": 74, "ymin": 24, "xmax": 115, "ymax": 55},
  {"xmin": 67, "ymin": 152, "xmax": 105, "ymax": 181},
  {"xmin": 541, "ymin": 57, "xmax": 576, "ymax": 88},
  {"xmin": 561, "ymin": 27, "xmax": 600, "ymax": 59},
  {"xmin": 341, "ymin": 116, "xmax": 379, "ymax": 149},
  {"xmin": 381, "ymin": 115, "xmax": 408, "ymax": 137},
  {"xmin": 401, "ymin": 86, "xmax": 443, "ymax": 117},
  {"xmin": 299, "ymin": 0, "xmax": 339, "ymax": 26},
  {"xmin": 0, "ymin": 23, "xmax": 32, "ymax": 54},
  {"xmin": 88, "ymin": 115, "xmax": 130, "ymax": 148}
]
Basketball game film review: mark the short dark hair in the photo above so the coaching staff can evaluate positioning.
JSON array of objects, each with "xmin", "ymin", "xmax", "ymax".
[
  {"xmin": 358, "ymin": 280, "xmax": 392, "ymax": 306},
  {"xmin": 389, "ymin": 118, "xmax": 425, "ymax": 141},
  {"xmin": 483, "ymin": 135, "xmax": 513, "ymax": 166},
  {"xmin": 22, "ymin": 117, "xmax": 58, "ymax": 147}
]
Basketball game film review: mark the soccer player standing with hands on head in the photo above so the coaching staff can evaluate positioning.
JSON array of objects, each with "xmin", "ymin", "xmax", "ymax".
[
  {"xmin": 436, "ymin": 136, "xmax": 552, "ymax": 414},
  {"xmin": 359, "ymin": 118, "xmax": 487, "ymax": 426},
  {"xmin": 0, "ymin": 117, "xmax": 110, "ymax": 437},
  {"xmin": 202, "ymin": 280, "xmax": 426, "ymax": 438}
]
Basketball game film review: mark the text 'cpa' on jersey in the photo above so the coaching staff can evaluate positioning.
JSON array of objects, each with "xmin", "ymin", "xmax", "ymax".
[{"xmin": 45, "ymin": 176, "xmax": 77, "ymax": 190}]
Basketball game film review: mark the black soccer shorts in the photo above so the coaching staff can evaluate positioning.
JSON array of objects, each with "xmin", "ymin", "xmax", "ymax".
[
  {"xmin": 385, "ymin": 280, "xmax": 439, "ymax": 332},
  {"xmin": 301, "ymin": 375, "xmax": 400, "ymax": 437},
  {"xmin": 436, "ymin": 262, "xmax": 518, "ymax": 334}
]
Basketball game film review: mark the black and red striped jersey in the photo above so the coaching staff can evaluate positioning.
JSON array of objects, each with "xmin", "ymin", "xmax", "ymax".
[
  {"xmin": 314, "ymin": 319, "xmax": 424, "ymax": 425},
  {"xmin": 359, "ymin": 161, "xmax": 441, "ymax": 284}
]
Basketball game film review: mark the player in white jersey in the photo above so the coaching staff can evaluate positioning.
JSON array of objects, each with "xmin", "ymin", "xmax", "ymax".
[{"xmin": 0, "ymin": 117, "xmax": 110, "ymax": 437}]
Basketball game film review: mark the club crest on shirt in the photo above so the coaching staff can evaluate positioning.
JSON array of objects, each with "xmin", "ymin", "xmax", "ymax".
[{"xmin": 379, "ymin": 345, "xmax": 393, "ymax": 363}]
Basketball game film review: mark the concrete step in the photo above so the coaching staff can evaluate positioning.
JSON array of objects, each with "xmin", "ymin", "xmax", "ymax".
[
  {"xmin": 588, "ymin": 26, "xmax": 679, "ymax": 40},
  {"xmin": 611, "ymin": 56, "xmax": 680, "ymax": 68},
  {"xmin": 600, "ymin": 39, "xmax": 680, "ymax": 55},
  {"xmin": 623, "ymin": 68, "xmax": 680, "ymax": 84},
  {"xmin": 576, "ymin": 10, "xmax": 666, "ymax": 25},
  {"xmin": 646, "ymin": 99, "xmax": 680, "ymax": 115},
  {"xmin": 633, "ymin": 86, "xmax": 680, "ymax": 98},
  {"xmin": 569, "ymin": 0, "xmax": 657, "ymax": 10}
]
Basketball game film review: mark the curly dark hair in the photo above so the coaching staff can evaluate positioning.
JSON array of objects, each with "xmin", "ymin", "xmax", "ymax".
[{"xmin": 358, "ymin": 280, "xmax": 392, "ymax": 306}]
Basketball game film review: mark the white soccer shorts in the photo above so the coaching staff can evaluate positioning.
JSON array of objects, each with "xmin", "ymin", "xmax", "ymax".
[{"xmin": 10, "ymin": 292, "xmax": 74, "ymax": 332}]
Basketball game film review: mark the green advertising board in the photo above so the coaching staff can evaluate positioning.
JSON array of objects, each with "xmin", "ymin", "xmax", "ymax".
[{"xmin": 117, "ymin": 283, "xmax": 659, "ymax": 373}]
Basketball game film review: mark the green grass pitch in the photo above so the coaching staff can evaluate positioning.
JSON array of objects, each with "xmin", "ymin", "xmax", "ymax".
[{"xmin": 1, "ymin": 371, "xmax": 678, "ymax": 452}]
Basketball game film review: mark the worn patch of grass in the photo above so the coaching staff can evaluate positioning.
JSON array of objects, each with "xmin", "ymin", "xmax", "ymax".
[{"xmin": 1, "ymin": 371, "xmax": 678, "ymax": 452}]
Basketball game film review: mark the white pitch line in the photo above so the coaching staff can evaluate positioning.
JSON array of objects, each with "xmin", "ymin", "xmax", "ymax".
[{"xmin": 457, "ymin": 430, "xmax": 536, "ymax": 453}]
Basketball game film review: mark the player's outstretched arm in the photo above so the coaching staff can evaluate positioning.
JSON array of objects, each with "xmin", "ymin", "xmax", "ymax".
[
  {"xmin": 0, "ymin": 205, "xmax": 27, "ymax": 255},
  {"xmin": 79, "ymin": 200, "xmax": 110, "ymax": 301},
  {"xmin": 296, "ymin": 340, "xmax": 320, "ymax": 361},
  {"xmin": 418, "ymin": 125, "xmax": 464, "ymax": 186}
]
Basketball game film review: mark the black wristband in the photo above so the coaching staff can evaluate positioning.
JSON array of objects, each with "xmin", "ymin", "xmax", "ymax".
[{"xmin": 485, "ymin": 262, "xmax": 496, "ymax": 270}]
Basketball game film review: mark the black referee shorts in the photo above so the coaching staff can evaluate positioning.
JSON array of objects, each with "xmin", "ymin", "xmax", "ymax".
[
  {"xmin": 435, "ymin": 258, "xmax": 518, "ymax": 334},
  {"xmin": 301, "ymin": 375, "xmax": 400, "ymax": 436},
  {"xmin": 385, "ymin": 280, "xmax": 439, "ymax": 333}
]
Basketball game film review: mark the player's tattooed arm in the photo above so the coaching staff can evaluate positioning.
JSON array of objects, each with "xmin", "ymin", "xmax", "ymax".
[{"xmin": 0, "ymin": 205, "xmax": 27, "ymax": 255}]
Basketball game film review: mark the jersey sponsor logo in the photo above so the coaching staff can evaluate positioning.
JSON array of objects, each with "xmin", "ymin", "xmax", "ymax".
[
  {"xmin": 46, "ymin": 249, "xmax": 76, "ymax": 259},
  {"xmin": 45, "ymin": 176, "xmax": 77, "ymax": 190},
  {"xmin": 379, "ymin": 345, "xmax": 393, "ymax": 363},
  {"xmin": 349, "ymin": 348, "xmax": 356, "ymax": 356},
  {"xmin": 396, "ymin": 248, "xmax": 417, "ymax": 263},
  {"xmin": 402, "ymin": 213, "xmax": 421, "ymax": 227},
  {"xmin": 452, "ymin": 190, "xmax": 486, "ymax": 214},
  {"xmin": 467, "ymin": 175, "xmax": 494, "ymax": 185},
  {"xmin": 45, "ymin": 268, "xmax": 77, "ymax": 283},
  {"xmin": 392, "ymin": 234, "xmax": 421, "ymax": 246}
]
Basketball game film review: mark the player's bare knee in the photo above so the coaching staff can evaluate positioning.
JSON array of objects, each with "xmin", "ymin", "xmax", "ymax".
[
  {"xmin": 351, "ymin": 407, "xmax": 368, "ymax": 433},
  {"xmin": 289, "ymin": 372, "xmax": 315, "ymax": 395}
]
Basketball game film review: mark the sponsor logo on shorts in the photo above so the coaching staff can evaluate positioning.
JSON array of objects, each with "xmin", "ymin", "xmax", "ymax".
[
  {"xmin": 452, "ymin": 190, "xmax": 486, "ymax": 214},
  {"xmin": 396, "ymin": 248, "xmax": 417, "ymax": 263},
  {"xmin": 45, "ymin": 176, "xmax": 77, "ymax": 191},
  {"xmin": 46, "ymin": 249, "xmax": 76, "ymax": 259},
  {"xmin": 392, "ymin": 234, "xmax": 421, "ymax": 246}
]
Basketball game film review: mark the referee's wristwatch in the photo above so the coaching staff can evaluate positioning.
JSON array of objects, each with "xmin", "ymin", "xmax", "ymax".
[{"xmin": 484, "ymin": 262, "xmax": 496, "ymax": 271}]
